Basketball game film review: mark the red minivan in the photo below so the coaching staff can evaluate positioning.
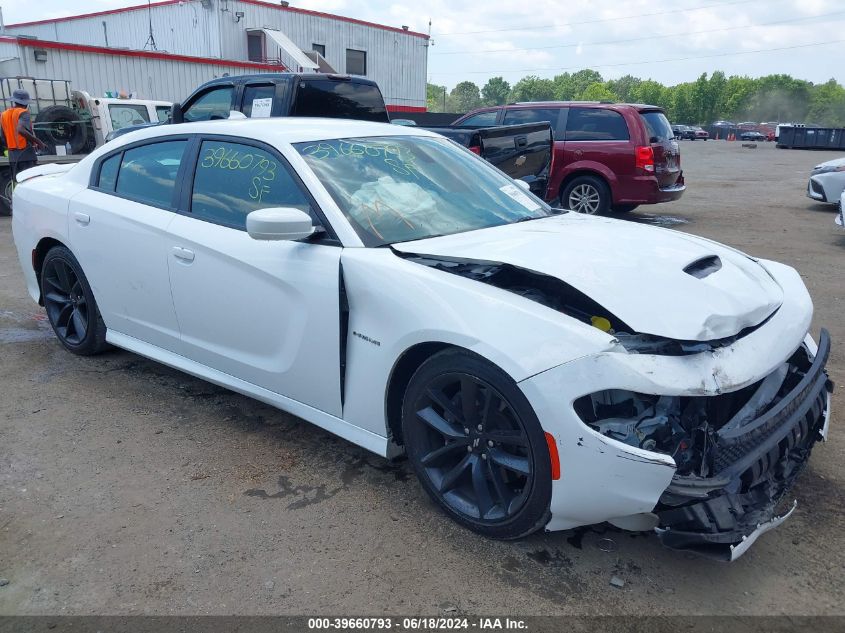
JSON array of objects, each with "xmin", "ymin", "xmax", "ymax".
[{"xmin": 453, "ymin": 102, "xmax": 685, "ymax": 214}]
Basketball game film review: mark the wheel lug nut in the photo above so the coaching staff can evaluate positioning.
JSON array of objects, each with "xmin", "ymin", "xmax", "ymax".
[
  {"xmin": 487, "ymin": 440, "xmax": 494, "ymax": 447},
  {"xmin": 466, "ymin": 446, "xmax": 472, "ymax": 453},
  {"xmin": 481, "ymin": 453, "xmax": 487, "ymax": 460},
  {"xmin": 464, "ymin": 427, "xmax": 469, "ymax": 435},
  {"xmin": 476, "ymin": 424, "xmax": 483, "ymax": 431}
]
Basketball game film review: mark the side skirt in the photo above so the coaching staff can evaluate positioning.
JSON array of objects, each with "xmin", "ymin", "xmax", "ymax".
[{"xmin": 105, "ymin": 330, "xmax": 389, "ymax": 458}]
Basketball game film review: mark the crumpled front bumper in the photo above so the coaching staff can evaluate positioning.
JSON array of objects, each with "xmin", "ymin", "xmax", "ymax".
[
  {"xmin": 519, "ymin": 259, "xmax": 832, "ymax": 559},
  {"xmin": 654, "ymin": 329, "xmax": 832, "ymax": 560}
]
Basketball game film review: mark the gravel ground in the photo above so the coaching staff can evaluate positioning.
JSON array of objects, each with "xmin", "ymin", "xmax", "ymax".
[{"xmin": 1, "ymin": 140, "xmax": 843, "ymax": 616}]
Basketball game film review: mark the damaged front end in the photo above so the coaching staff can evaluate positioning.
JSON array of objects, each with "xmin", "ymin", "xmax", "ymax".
[{"xmin": 574, "ymin": 330, "xmax": 833, "ymax": 560}]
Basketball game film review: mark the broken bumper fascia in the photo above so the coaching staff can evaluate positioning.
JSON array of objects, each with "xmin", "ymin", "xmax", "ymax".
[
  {"xmin": 518, "ymin": 260, "xmax": 832, "ymax": 557},
  {"xmin": 654, "ymin": 329, "xmax": 831, "ymax": 560}
]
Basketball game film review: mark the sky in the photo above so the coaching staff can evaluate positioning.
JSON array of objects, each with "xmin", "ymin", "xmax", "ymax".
[{"xmin": 1, "ymin": 0, "xmax": 843, "ymax": 90}]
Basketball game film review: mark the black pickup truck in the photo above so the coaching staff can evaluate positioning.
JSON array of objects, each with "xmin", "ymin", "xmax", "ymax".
[{"xmin": 114, "ymin": 74, "xmax": 552, "ymax": 194}]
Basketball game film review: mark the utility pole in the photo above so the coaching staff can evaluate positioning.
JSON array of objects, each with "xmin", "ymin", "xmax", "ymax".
[{"xmin": 443, "ymin": 86, "xmax": 446, "ymax": 113}]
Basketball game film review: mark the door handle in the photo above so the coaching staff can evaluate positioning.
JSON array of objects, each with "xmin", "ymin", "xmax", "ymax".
[
  {"xmin": 73, "ymin": 212, "xmax": 90, "ymax": 226},
  {"xmin": 514, "ymin": 135, "xmax": 528, "ymax": 148},
  {"xmin": 171, "ymin": 247, "xmax": 195, "ymax": 263}
]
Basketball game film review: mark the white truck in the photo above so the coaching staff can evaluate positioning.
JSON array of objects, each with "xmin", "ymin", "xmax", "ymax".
[{"xmin": 1, "ymin": 76, "xmax": 172, "ymax": 214}]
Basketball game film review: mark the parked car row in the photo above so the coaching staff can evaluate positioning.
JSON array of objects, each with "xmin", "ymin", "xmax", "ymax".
[{"xmin": 671, "ymin": 124, "xmax": 709, "ymax": 140}]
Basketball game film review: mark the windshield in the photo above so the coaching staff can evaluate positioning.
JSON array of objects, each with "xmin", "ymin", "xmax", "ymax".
[{"xmin": 295, "ymin": 136, "xmax": 552, "ymax": 246}]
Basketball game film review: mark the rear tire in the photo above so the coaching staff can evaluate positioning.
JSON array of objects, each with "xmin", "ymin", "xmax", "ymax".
[
  {"xmin": 0, "ymin": 171, "xmax": 12, "ymax": 216},
  {"xmin": 561, "ymin": 175, "xmax": 610, "ymax": 215},
  {"xmin": 401, "ymin": 349, "xmax": 552, "ymax": 539},
  {"xmin": 41, "ymin": 246, "xmax": 108, "ymax": 356}
]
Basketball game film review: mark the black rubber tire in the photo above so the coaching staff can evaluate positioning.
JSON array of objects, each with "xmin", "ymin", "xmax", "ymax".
[
  {"xmin": 0, "ymin": 170, "xmax": 12, "ymax": 216},
  {"xmin": 34, "ymin": 105, "xmax": 89, "ymax": 155},
  {"xmin": 612, "ymin": 204, "xmax": 639, "ymax": 214},
  {"xmin": 560, "ymin": 174, "xmax": 611, "ymax": 215},
  {"xmin": 40, "ymin": 246, "xmax": 108, "ymax": 356},
  {"xmin": 401, "ymin": 349, "xmax": 552, "ymax": 540}
]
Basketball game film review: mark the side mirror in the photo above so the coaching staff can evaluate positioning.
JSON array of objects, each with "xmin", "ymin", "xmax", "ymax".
[
  {"xmin": 246, "ymin": 207, "xmax": 315, "ymax": 241},
  {"xmin": 170, "ymin": 102, "xmax": 184, "ymax": 124},
  {"xmin": 514, "ymin": 179, "xmax": 531, "ymax": 192}
]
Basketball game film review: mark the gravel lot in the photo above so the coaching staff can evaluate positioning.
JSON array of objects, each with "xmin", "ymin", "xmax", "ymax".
[{"xmin": 1, "ymin": 140, "xmax": 843, "ymax": 616}]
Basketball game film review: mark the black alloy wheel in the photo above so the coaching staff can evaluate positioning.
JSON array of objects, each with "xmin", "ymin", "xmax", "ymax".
[
  {"xmin": 41, "ymin": 246, "xmax": 108, "ymax": 355},
  {"xmin": 402, "ymin": 350, "xmax": 551, "ymax": 539}
]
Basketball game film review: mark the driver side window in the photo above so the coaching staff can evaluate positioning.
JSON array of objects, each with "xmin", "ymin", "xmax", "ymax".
[
  {"xmin": 183, "ymin": 86, "xmax": 234, "ymax": 122},
  {"xmin": 190, "ymin": 139, "xmax": 313, "ymax": 231}
]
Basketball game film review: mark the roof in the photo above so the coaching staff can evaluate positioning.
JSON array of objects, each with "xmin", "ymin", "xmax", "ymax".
[
  {"xmin": 6, "ymin": 0, "xmax": 429, "ymax": 39},
  {"xmin": 510, "ymin": 101, "xmax": 663, "ymax": 110},
  {"xmin": 196, "ymin": 73, "xmax": 380, "ymax": 89},
  {"xmin": 105, "ymin": 117, "xmax": 438, "ymax": 148}
]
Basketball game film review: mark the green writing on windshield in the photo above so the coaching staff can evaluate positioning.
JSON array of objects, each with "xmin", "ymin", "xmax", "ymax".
[{"xmin": 300, "ymin": 141, "xmax": 420, "ymax": 178}]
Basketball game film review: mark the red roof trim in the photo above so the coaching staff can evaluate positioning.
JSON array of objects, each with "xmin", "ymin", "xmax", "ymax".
[
  {"xmin": 6, "ymin": 0, "xmax": 429, "ymax": 39},
  {"xmin": 5, "ymin": 0, "xmax": 182, "ymax": 28},
  {"xmin": 240, "ymin": 0, "xmax": 429, "ymax": 39},
  {"xmin": 1, "ymin": 36, "xmax": 286, "ymax": 71}
]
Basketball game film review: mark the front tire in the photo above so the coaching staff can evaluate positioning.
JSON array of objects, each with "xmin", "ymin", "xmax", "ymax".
[
  {"xmin": 561, "ymin": 175, "xmax": 610, "ymax": 215},
  {"xmin": 41, "ymin": 246, "xmax": 108, "ymax": 355},
  {"xmin": 401, "ymin": 349, "xmax": 552, "ymax": 539}
]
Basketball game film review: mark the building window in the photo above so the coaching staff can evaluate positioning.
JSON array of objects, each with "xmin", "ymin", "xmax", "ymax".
[
  {"xmin": 312, "ymin": 43, "xmax": 325, "ymax": 57},
  {"xmin": 247, "ymin": 31, "xmax": 265, "ymax": 62},
  {"xmin": 346, "ymin": 49, "xmax": 366, "ymax": 76}
]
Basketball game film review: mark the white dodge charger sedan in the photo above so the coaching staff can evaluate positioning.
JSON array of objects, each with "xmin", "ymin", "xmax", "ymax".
[{"xmin": 12, "ymin": 118, "xmax": 832, "ymax": 560}]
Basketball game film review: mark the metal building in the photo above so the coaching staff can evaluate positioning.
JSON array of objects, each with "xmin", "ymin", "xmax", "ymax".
[{"xmin": 1, "ymin": 0, "xmax": 429, "ymax": 111}]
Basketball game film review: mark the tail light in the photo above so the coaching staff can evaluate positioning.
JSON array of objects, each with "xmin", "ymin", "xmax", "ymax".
[
  {"xmin": 468, "ymin": 145, "xmax": 482, "ymax": 155},
  {"xmin": 635, "ymin": 146, "xmax": 654, "ymax": 172}
]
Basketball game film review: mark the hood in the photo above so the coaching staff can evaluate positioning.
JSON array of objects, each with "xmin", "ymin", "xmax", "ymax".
[
  {"xmin": 393, "ymin": 214, "xmax": 783, "ymax": 341},
  {"xmin": 813, "ymin": 156, "xmax": 845, "ymax": 171}
]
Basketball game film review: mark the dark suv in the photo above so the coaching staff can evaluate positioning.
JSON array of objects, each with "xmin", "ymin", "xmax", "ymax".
[{"xmin": 453, "ymin": 102, "xmax": 685, "ymax": 214}]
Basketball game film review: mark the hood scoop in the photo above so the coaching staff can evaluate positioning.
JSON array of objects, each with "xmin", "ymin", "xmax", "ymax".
[{"xmin": 683, "ymin": 255, "xmax": 722, "ymax": 279}]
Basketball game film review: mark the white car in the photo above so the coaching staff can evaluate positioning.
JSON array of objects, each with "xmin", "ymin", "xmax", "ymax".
[
  {"xmin": 807, "ymin": 156, "xmax": 845, "ymax": 205},
  {"xmin": 11, "ymin": 119, "xmax": 833, "ymax": 560}
]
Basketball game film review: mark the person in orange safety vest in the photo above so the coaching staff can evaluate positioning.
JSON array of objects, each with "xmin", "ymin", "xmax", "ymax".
[{"xmin": 2, "ymin": 89, "xmax": 47, "ymax": 185}]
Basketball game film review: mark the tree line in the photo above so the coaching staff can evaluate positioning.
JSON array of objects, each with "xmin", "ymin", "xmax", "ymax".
[{"xmin": 427, "ymin": 70, "xmax": 845, "ymax": 126}]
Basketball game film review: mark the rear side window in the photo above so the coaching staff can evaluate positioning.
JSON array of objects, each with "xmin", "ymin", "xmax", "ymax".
[
  {"xmin": 97, "ymin": 153, "xmax": 120, "ymax": 191},
  {"xmin": 191, "ymin": 140, "xmax": 312, "ymax": 230},
  {"xmin": 640, "ymin": 111, "xmax": 674, "ymax": 143},
  {"xmin": 115, "ymin": 140, "xmax": 187, "ymax": 208},
  {"xmin": 155, "ymin": 106, "xmax": 171, "ymax": 122},
  {"xmin": 457, "ymin": 111, "xmax": 499, "ymax": 127},
  {"xmin": 566, "ymin": 108, "xmax": 630, "ymax": 141},
  {"xmin": 503, "ymin": 108, "xmax": 561, "ymax": 134},
  {"xmin": 183, "ymin": 86, "xmax": 234, "ymax": 122},
  {"xmin": 292, "ymin": 80, "xmax": 388, "ymax": 122}
]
